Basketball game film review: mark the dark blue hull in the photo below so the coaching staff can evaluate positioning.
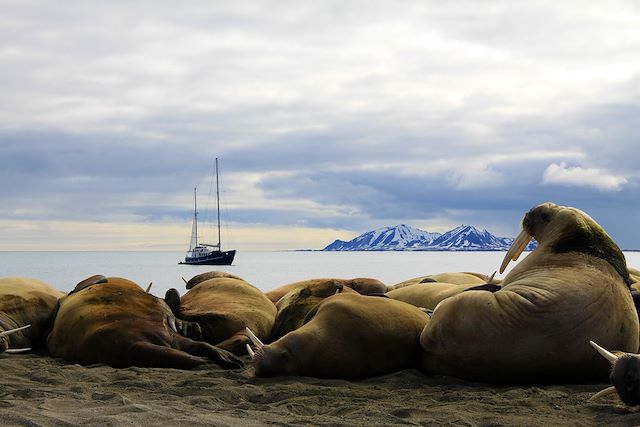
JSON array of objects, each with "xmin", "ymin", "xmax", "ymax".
[{"xmin": 179, "ymin": 250, "xmax": 236, "ymax": 265}]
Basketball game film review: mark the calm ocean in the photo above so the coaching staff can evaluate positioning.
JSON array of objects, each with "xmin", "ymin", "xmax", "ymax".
[{"xmin": 2, "ymin": 250, "xmax": 639, "ymax": 297}]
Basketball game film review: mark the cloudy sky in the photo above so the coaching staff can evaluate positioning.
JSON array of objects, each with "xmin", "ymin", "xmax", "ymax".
[{"xmin": 1, "ymin": 0, "xmax": 639, "ymax": 250}]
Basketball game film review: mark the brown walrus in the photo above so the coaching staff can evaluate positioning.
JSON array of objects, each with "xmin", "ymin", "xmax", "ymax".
[
  {"xmin": 387, "ymin": 281, "xmax": 496, "ymax": 310},
  {"xmin": 265, "ymin": 277, "xmax": 386, "ymax": 304},
  {"xmin": 165, "ymin": 272, "xmax": 276, "ymax": 355},
  {"xmin": 0, "ymin": 277, "xmax": 65, "ymax": 353},
  {"xmin": 420, "ymin": 202, "xmax": 639, "ymax": 383},
  {"xmin": 589, "ymin": 341, "xmax": 640, "ymax": 406},
  {"xmin": 387, "ymin": 271, "xmax": 499, "ymax": 292},
  {"xmin": 249, "ymin": 292, "xmax": 429, "ymax": 379},
  {"xmin": 270, "ymin": 280, "xmax": 356, "ymax": 341},
  {"xmin": 46, "ymin": 275, "xmax": 243, "ymax": 369}
]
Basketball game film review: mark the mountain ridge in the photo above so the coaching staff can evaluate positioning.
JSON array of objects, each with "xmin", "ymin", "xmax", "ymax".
[{"xmin": 323, "ymin": 224, "xmax": 537, "ymax": 251}]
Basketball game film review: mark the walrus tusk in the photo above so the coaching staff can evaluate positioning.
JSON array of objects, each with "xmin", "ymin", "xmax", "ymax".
[
  {"xmin": 590, "ymin": 340, "xmax": 619, "ymax": 364},
  {"xmin": 246, "ymin": 344, "xmax": 255, "ymax": 359},
  {"xmin": 245, "ymin": 327, "xmax": 264, "ymax": 348},
  {"xmin": 0, "ymin": 324, "xmax": 31, "ymax": 338},
  {"xmin": 419, "ymin": 307, "xmax": 434, "ymax": 318},
  {"xmin": 168, "ymin": 317, "xmax": 178, "ymax": 333},
  {"xmin": 5, "ymin": 348, "xmax": 31, "ymax": 354},
  {"xmin": 589, "ymin": 386, "xmax": 617, "ymax": 401},
  {"xmin": 488, "ymin": 271, "xmax": 496, "ymax": 283},
  {"xmin": 146, "ymin": 282, "xmax": 153, "ymax": 293},
  {"xmin": 500, "ymin": 229, "xmax": 533, "ymax": 274}
]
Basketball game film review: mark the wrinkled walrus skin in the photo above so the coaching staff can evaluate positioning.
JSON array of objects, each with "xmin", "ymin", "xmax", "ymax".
[
  {"xmin": 420, "ymin": 202, "xmax": 639, "ymax": 383},
  {"xmin": 253, "ymin": 293, "xmax": 429, "ymax": 379},
  {"xmin": 46, "ymin": 276, "xmax": 243, "ymax": 369},
  {"xmin": 265, "ymin": 277, "xmax": 386, "ymax": 304},
  {"xmin": 168, "ymin": 273, "xmax": 276, "ymax": 355},
  {"xmin": 0, "ymin": 277, "xmax": 65, "ymax": 353}
]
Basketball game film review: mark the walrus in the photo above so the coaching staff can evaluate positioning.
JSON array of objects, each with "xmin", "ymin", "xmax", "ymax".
[
  {"xmin": 387, "ymin": 272, "xmax": 499, "ymax": 292},
  {"xmin": 387, "ymin": 281, "xmax": 498, "ymax": 310},
  {"xmin": 589, "ymin": 341, "xmax": 640, "ymax": 406},
  {"xmin": 165, "ymin": 272, "xmax": 276, "ymax": 355},
  {"xmin": 270, "ymin": 281, "xmax": 356, "ymax": 341},
  {"xmin": 265, "ymin": 277, "xmax": 386, "ymax": 304},
  {"xmin": 249, "ymin": 292, "xmax": 429, "ymax": 379},
  {"xmin": 184, "ymin": 271, "xmax": 244, "ymax": 290},
  {"xmin": 0, "ymin": 277, "xmax": 65, "ymax": 353},
  {"xmin": 420, "ymin": 202, "xmax": 639, "ymax": 383},
  {"xmin": 46, "ymin": 275, "xmax": 243, "ymax": 369}
]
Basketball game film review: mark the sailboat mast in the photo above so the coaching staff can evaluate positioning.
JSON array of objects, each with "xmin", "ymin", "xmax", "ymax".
[
  {"xmin": 216, "ymin": 157, "xmax": 221, "ymax": 249},
  {"xmin": 193, "ymin": 187, "xmax": 198, "ymax": 246}
]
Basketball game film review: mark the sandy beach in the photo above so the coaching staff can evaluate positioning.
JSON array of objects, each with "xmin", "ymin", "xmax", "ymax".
[{"xmin": 1, "ymin": 353, "xmax": 637, "ymax": 426}]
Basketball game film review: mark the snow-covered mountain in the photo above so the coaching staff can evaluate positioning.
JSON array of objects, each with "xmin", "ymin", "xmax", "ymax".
[
  {"xmin": 323, "ymin": 224, "xmax": 537, "ymax": 251},
  {"xmin": 323, "ymin": 224, "xmax": 441, "ymax": 251}
]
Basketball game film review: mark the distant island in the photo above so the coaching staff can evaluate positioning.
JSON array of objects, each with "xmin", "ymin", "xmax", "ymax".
[{"xmin": 323, "ymin": 224, "xmax": 538, "ymax": 251}]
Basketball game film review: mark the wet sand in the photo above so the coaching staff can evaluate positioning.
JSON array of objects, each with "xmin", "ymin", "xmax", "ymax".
[{"xmin": 1, "ymin": 354, "xmax": 638, "ymax": 426}]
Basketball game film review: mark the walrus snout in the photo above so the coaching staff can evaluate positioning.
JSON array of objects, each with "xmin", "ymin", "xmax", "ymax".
[{"xmin": 590, "ymin": 341, "xmax": 640, "ymax": 406}]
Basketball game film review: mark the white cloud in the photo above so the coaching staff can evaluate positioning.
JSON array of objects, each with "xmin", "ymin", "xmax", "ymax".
[{"xmin": 542, "ymin": 162, "xmax": 627, "ymax": 191}]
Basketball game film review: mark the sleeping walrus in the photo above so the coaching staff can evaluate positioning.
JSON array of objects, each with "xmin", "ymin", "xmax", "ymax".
[
  {"xmin": 165, "ymin": 273, "xmax": 276, "ymax": 355},
  {"xmin": 265, "ymin": 277, "xmax": 386, "ymax": 304},
  {"xmin": 387, "ymin": 280, "xmax": 498, "ymax": 310},
  {"xmin": 0, "ymin": 277, "xmax": 65, "ymax": 353},
  {"xmin": 387, "ymin": 272, "xmax": 499, "ymax": 292},
  {"xmin": 270, "ymin": 280, "xmax": 356, "ymax": 341},
  {"xmin": 47, "ymin": 275, "xmax": 243, "ymax": 369},
  {"xmin": 420, "ymin": 202, "xmax": 639, "ymax": 383},
  {"xmin": 249, "ymin": 292, "xmax": 429, "ymax": 379}
]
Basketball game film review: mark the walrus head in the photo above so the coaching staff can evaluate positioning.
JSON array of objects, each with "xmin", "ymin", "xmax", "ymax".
[
  {"xmin": 246, "ymin": 327, "xmax": 300, "ymax": 377},
  {"xmin": 590, "ymin": 341, "xmax": 640, "ymax": 406},
  {"xmin": 0, "ymin": 324, "xmax": 32, "ymax": 354},
  {"xmin": 500, "ymin": 202, "xmax": 630, "ymax": 287}
]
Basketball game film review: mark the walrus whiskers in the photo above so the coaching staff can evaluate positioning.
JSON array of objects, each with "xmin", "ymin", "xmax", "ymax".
[
  {"xmin": 246, "ymin": 344, "xmax": 255, "ymax": 359},
  {"xmin": 590, "ymin": 386, "xmax": 617, "ymax": 401},
  {"xmin": 590, "ymin": 340, "xmax": 619, "ymax": 363},
  {"xmin": 500, "ymin": 229, "xmax": 533, "ymax": 274},
  {"xmin": 246, "ymin": 327, "xmax": 264, "ymax": 348},
  {"xmin": 4, "ymin": 347, "xmax": 31, "ymax": 354},
  {"xmin": 0, "ymin": 324, "xmax": 31, "ymax": 338}
]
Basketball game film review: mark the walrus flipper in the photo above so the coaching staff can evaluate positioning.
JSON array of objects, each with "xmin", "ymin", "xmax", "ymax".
[
  {"xmin": 127, "ymin": 341, "xmax": 210, "ymax": 369},
  {"xmin": 164, "ymin": 288, "xmax": 182, "ymax": 316},
  {"xmin": 177, "ymin": 337, "xmax": 245, "ymax": 369},
  {"xmin": 464, "ymin": 284, "xmax": 501, "ymax": 293}
]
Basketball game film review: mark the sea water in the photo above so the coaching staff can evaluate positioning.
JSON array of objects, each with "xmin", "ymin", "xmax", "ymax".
[{"xmin": 1, "ymin": 250, "xmax": 639, "ymax": 297}]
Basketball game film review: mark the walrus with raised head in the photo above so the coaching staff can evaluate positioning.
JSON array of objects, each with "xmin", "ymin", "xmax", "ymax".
[
  {"xmin": 165, "ymin": 272, "xmax": 276, "ymax": 355},
  {"xmin": 249, "ymin": 292, "xmax": 429, "ymax": 379},
  {"xmin": 0, "ymin": 277, "xmax": 65, "ymax": 353},
  {"xmin": 265, "ymin": 277, "xmax": 386, "ymax": 304},
  {"xmin": 420, "ymin": 202, "xmax": 639, "ymax": 383},
  {"xmin": 270, "ymin": 280, "xmax": 356, "ymax": 341},
  {"xmin": 46, "ymin": 275, "xmax": 243, "ymax": 369}
]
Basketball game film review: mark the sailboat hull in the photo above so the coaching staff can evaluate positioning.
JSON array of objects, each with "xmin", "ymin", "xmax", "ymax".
[{"xmin": 179, "ymin": 250, "xmax": 236, "ymax": 266}]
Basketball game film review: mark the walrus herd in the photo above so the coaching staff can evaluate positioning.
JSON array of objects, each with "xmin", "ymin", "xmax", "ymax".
[{"xmin": 1, "ymin": 202, "xmax": 640, "ymax": 407}]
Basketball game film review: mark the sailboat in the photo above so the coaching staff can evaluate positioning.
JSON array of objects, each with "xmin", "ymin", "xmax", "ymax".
[{"xmin": 179, "ymin": 158, "xmax": 236, "ymax": 265}]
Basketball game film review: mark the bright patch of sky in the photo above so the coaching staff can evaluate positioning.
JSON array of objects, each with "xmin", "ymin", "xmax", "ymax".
[{"xmin": 1, "ymin": 0, "xmax": 639, "ymax": 250}]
